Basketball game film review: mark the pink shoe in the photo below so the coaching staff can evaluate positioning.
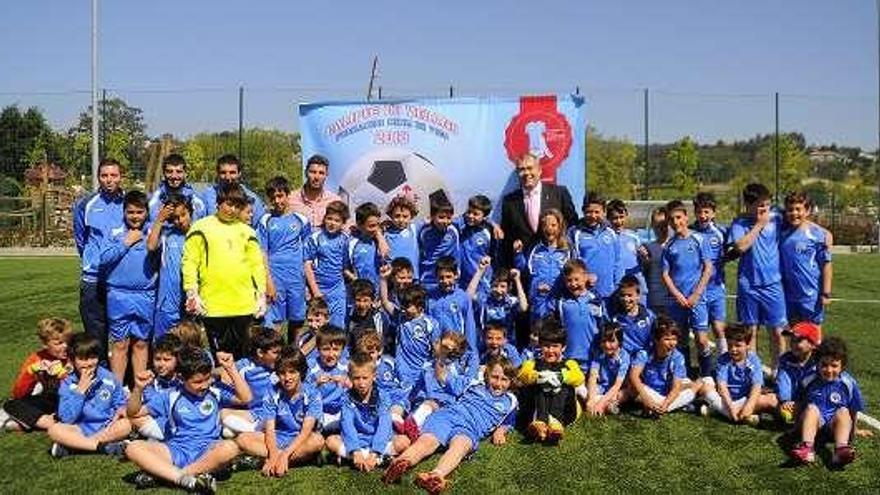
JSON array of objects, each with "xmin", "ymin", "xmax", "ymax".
[
  {"xmin": 789, "ymin": 442, "xmax": 815, "ymax": 464},
  {"xmin": 832, "ymin": 445, "xmax": 856, "ymax": 466}
]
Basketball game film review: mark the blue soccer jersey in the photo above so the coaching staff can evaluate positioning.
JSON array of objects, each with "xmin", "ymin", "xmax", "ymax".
[
  {"xmin": 148, "ymin": 183, "xmax": 207, "ymax": 223},
  {"xmin": 74, "ymin": 190, "xmax": 125, "ymax": 282},
  {"xmin": 257, "ymin": 211, "xmax": 310, "ymax": 323},
  {"xmin": 236, "ymin": 357, "xmax": 278, "ymax": 412},
  {"xmin": 729, "ymin": 210, "xmax": 783, "ymax": 289},
  {"xmin": 427, "ymin": 287, "xmax": 478, "ymax": 355},
  {"xmin": 347, "ymin": 234, "xmax": 385, "ymax": 290},
  {"xmin": 145, "ymin": 382, "xmax": 236, "ymax": 444},
  {"xmin": 421, "ymin": 384, "xmax": 517, "ymax": 448},
  {"xmin": 58, "ymin": 366, "xmax": 127, "ymax": 436},
  {"xmin": 385, "ymin": 222, "xmax": 421, "ymax": 278},
  {"xmin": 418, "ymin": 222, "xmax": 460, "ymax": 289},
  {"xmin": 662, "ymin": 232, "xmax": 711, "ymax": 298},
  {"xmin": 258, "ymin": 383, "xmax": 322, "ymax": 448},
  {"xmin": 611, "ymin": 305, "xmax": 656, "ymax": 356},
  {"xmin": 617, "ymin": 229, "xmax": 647, "ymax": 292},
  {"xmin": 780, "ymin": 223, "xmax": 831, "ymax": 304},
  {"xmin": 476, "ymin": 293, "xmax": 520, "ymax": 346},
  {"xmin": 590, "ymin": 350, "xmax": 631, "ymax": 394},
  {"xmin": 803, "ymin": 372, "xmax": 864, "ymax": 425},
  {"xmin": 556, "ymin": 290, "xmax": 605, "ymax": 365},
  {"xmin": 305, "ymin": 229, "xmax": 350, "ymax": 292},
  {"xmin": 774, "ymin": 352, "xmax": 817, "ymax": 403},
  {"xmin": 632, "ymin": 348, "xmax": 687, "ymax": 395},
  {"xmin": 420, "ymin": 350, "xmax": 480, "ymax": 406},
  {"xmin": 455, "ymin": 218, "xmax": 495, "ymax": 296},
  {"xmin": 99, "ymin": 224, "xmax": 158, "ymax": 342},
  {"xmin": 340, "ymin": 386, "xmax": 394, "ymax": 456},
  {"xmin": 692, "ymin": 220, "xmax": 728, "ymax": 299},
  {"xmin": 394, "ymin": 314, "xmax": 442, "ymax": 385},
  {"xmin": 569, "ymin": 222, "xmax": 621, "ymax": 298},
  {"xmin": 154, "ymin": 227, "xmax": 186, "ymax": 338},
  {"xmin": 515, "ymin": 241, "xmax": 569, "ymax": 319},
  {"xmin": 306, "ymin": 360, "xmax": 349, "ymax": 415},
  {"xmin": 480, "ymin": 343, "xmax": 523, "ymax": 369},
  {"xmin": 715, "ymin": 351, "xmax": 764, "ymax": 401}
]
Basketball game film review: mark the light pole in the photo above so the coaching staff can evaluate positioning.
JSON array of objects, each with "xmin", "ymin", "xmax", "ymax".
[{"xmin": 91, "ymin": 0, "xmax": 99, "ymax": 190}]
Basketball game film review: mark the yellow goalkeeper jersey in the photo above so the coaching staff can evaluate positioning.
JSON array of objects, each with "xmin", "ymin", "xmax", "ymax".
[{"xmin": 182, "ymin": 215, "xmax": 266, "ymax": 317}]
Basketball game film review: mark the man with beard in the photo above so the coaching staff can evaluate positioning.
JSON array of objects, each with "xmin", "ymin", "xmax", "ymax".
[
  {"xmin": 147, "ymin": 153, "xmax": 206, "ymax": 222},
  {"xmin": 200, "ymin": 154, "xmax": 265, "ymax": 228},
  {"xmin": 290, "ymin": 154, "xmax": 343, "ymax": 228}
]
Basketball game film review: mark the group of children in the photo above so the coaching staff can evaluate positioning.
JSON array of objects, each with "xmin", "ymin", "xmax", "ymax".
[{"xmin": 0, "ymin": 170, "xmax": 871, "ymax": 493}]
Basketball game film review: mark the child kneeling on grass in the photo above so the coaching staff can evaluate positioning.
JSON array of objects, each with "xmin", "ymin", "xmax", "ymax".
[
  {"xmin": 235, "ymin": 346, "xmax": 324, "ymax": 477},
  {"xmin": 382, "ymin": 356, "xmax": 518, "ymax": 494},
  {"xmin": 47, "ymin": 333, "xmax": 130, "ymax": 458},
  {"xmin": 125, "ymin": 347, "xmax": 251, "ymax": 493}
]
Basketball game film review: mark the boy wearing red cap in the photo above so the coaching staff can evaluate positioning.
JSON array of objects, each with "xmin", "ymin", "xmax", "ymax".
[{"xmin": 774, "ymin": 321, "xmax": 821, "ymax": 423}]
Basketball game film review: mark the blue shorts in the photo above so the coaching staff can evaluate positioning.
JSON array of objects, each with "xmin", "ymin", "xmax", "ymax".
[
  {"xmin": 153, "ymin": 309, "xmax": 180, "ymax": 342},
  {"xmin": 274, "ymin": 430, "xmax": 301, "ymax": 450},
  {"xmin": 107, "ymin": 289, "xmax": 155, "ymax": 342},
  {"xmin": 265, "ymin": 281, "xmax": 307, "ymax": 326},
  {"xmin": 786, "ymin": 298, "xmax": 824, "ymax": 325},
  {"xmin": 168, "ymin": 438, "xmax": 219, "ymax": 468},
  {"xmin": 666, "ymin": 300, "xmax": 709, "ymax": 334},
  {"xmin": 422, "ymin": 409, "xmax": 478, "ymax": 451},
  {"xmin": 704, "ymin": 290, "xmax": 727, "ymax": 324},
  {"xmin": 320, "ymin": 285, "xmax": 347, "ymax": 328},
  {"xmin": 737, "ymin": 282, "xmax": 788, "ymax": 328},
  {"xmin": 77, "ymin": 417, "xmax": 114, "ymax": 437}
]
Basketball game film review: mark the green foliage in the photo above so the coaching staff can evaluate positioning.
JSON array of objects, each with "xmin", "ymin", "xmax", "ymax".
[
  {"xmin": 586, "ymin": 129, "xmax": 637, "ymax": 199},
  {"xmin": 0, "ymin": 105, "xmax": 55, "ymax": 178},
  {"xmin": 667, "ymin": 136, "xmax": 699, "ymax": 197},
  {"xmin": 737, "ymin": 133, "xmax": 809, "ymax": 197},
  {"xmin": 68, "ymin": 97, "xmax": 149, "ymax": 180}
]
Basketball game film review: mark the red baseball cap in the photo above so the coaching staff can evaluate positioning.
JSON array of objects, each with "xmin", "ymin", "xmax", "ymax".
[{"xmin": 785, "ymin": 321, "xmax": 822, "ymax": 346}]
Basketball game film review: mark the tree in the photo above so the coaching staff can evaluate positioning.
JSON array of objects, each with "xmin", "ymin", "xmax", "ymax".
[
  {"xmin": 586, "ymin": 129, "xmax": 637, "ymax": 199},
  {"xmin": 667, "ymin": 136, "xmax": 699, "ymax": 197},
  {"xmin": 68, "ymin": 97, "xmax": 149, "ymax": 180},
  {"xmin": 0, "ymin": 105, "xmax": 55, "ymax": 179}
]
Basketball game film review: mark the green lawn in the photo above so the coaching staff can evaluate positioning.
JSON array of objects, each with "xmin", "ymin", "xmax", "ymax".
[{"xmin": 0, "ymin": 257, "xmax": 879, "ymax": 493}]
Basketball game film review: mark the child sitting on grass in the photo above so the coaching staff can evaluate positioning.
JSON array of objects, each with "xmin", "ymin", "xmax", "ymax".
[
  {"xmin": 774, "ymin": 321, "xmax": 820, "ymax": 424},
  {"xmin": 586, "ymin": 322, "xmax": 630, "ymax": 417},
  {"xmin": 130, "ymin": 334, "xmax": 183, "ymax": 441}
]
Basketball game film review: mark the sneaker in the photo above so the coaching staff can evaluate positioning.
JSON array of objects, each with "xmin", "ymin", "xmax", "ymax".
[
  {"xmin": 699, "ymin": 404, "xmax": 710, "ymax": 417},
  {"xmin": 832, "ymin": 445, "xmax": 856, "ymax": 467},
  {"xmin": 789, "ymin": 442, "xmax": 815, "ymax": 464},
  {"xmin": 545, "ymin": 417, "xmax": 564, "ymax": 444},
  {"xmin": 231, "ymin": 455, "xmax": 263, "ymax": 472},
  {"xmin": 50, "ymin": 442, "xmax": 71, "ymax": 459},
  {"xmin": 382, "ymin": 458, "xmax": 412, "ymax": 484},
  {"xmin": 191, "ymin": 473, "xmax": 216, "ymax": 494},
  {"xmin": 607, "ymin": 403, "xmax": 620, "ymax": 415},
  {"xmin": 98, "ymin": 440, "xmax": 129, "ymax": 458},
  {"xmin": 221, "ymin": 426, "xmax": 236, "ymax": 439},
  {"xmin": 414, "ymin": 471, "xmax": 449, "ymax": 494},
  {"xmin": 526, "ymin": 421, "xmax": 548, "ymax": 442},
  {"xmin": 745, "ymin": 414, "xmax": 760, "ymax": 427},
  {"xmin": 403, "ymin": 416, "xmax": 421, "ymax": 444},
  {"xmin": 133, "ymin": 471, "xmax": 157, "ymax": 489}
]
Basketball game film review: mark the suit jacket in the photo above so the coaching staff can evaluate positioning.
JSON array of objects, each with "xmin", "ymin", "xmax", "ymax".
[{"xmin": 499, "ymin": 182, "xmax": 578, "ymax": 267}]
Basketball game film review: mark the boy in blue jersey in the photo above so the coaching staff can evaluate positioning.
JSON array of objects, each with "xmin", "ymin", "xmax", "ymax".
[
  {"xmin": 481, "ymin": 320, "xmax": 523, "ymax": 369},
  {"xmin": 774, "ymin": 321, "xmax": 821, "ymax": 424},
  {"xmin": 393, "ymin": 285, "xmax": 442, "ymax": 391},
  {"xmin": 607, "ymin": 199, "xmax": 648, "ymax": 302},
  {"xmin": 661, "ymin": 199, "xmax": 714, "ymax": 377},
  {"xmin": 325, "ymin": 352, "xmax": 411, "ymax": 471},
  {"xmin": 628, "ymin": 316, "xmax": 700, "ymax": 417},
  {"xmin": 345, "ymin": 202, "xmax": 390, "ymax": 291},
  {"xmin": 46, "ymin": 334, "xmax": 131, "ymax": 458},
  {"xmin": 692, "ymin": 192, "xmax": 729, "ymax": 353},
  {"xmin": 96, "ymin": 190, "xmax": 157, "ymax": 382},
  {"xmin": 456, "ymin": 195, "xmax": 497, "ymax": 298},
  {"xmin": 221, "ymin": 329, "xmax": 283, "ymax": 435},
  {"xmin": 427, "ymin": 256, "xmax": 478, "ymax": 354},
  {"xmin": 384, "ymin": 194, "xmax": 422, "ymax": 279},
  {"xmin": 125, "ymin": 347, "xmax": 251, "ymax": 492},
  {"xmin": 611, "ymin": 275, "xmax": 656, "ymax": 358},
  {"xmin": 295, "ymin": 298, "xmax": 330, "ymax": 365},
  {"xmin": 383, "ymin": 356, "xmax": 518, "ymax": 492},
  {"xmin": 378, "ymin": 257, "xmax": 418, "ymax": 354},
  {"xmin": 147, "ymin": 153, "xmax": 206, "ymax": 222},
  {"xmin": 200, "ymin": 154, "xmax": 266, "ymax": 228},
  {"xmin": 146, "ymin": 193, "xmax": 192, "ymax": 341},
  {"xmin": 257, "ymin": 176, "xmax": 311, "ymax": 339},
  {"xmin": 518, "ymin": 324, "xmax": 584, "ymax": 443},
  {"xmin": 347, "ymin": 279, "xmax": 389, "ymax": 348},
  {"xmin": 130, "ymin": 334, "xmax": 182, "ymax": 441},
  {"xmin": 418, "ymin": 196, "xmax": 460, "ymax": 291},
  {"xmin": 729, "ymin": 183, "xmax": 788, "ymax": 367},
  {"xmin": 569, "ymin": 192, "xmax": 621, "ymax": 302},
  {"xmin": 304, "ymin": 200, "xmax": 351, "ymax": 328},
  {"xmin": 780, "ymin": 191, "xmax": 833, "ymax": 326},
  {"xmin": 700, "ymin": 324, "xmax": 776, "ymax": 425},
  {"xmin": 355, "ymin": 331, "xmax": 409, "ymax": 433},
  {"xmin": 555, "ymin": 259, "xmax": 605, "ymax": 386},
  {"xmin": 306, "ymin": 327, "xmax": 350, "ymax": 433},
  {"xmin": 467, "ymin": 259, "xmax": 528, "ymax": 348},
  {"xmin": 790, "ymin": 337, "xmax": 866, "ymax": 467},
  {"xmin": 235, "ymin": 346, "xmax": 324, "ymax": 477},
  {"xmin": 587, "ymin": 323, "xmax": 630, "ymax": 417}
]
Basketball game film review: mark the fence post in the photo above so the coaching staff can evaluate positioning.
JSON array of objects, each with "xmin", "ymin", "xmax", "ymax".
[
  {"xmin": 238, "ymin": 86, "xmax": 244, "ymax": 162},
  {"xmin": 775, "ymin": 92, "xmax": 780, "ymax": 204},
  {"xmin": 642, "ymin": 88, "xmax": 649, "ymax": 200},
  {"xmin": 41, "ymin": 192, "xmax": 48, "ymax": 247}
]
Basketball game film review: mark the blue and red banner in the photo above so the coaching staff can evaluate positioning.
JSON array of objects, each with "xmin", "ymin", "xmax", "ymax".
[{"xmin": 298, "ymin": 95, "xmax": 586, "ymax": 220}]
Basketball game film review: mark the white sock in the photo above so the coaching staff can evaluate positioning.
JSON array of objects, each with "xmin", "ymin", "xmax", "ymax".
[
  {"xmin": 716, "ymin": 337, "xmax": 728, "ymax": 354},
  {"xmin": 575, "ymin": 384, "xmax": 588, "ymax": 400},
  {"xmin": 391, "ymin": 411, "xmax": 404, "ymax": 425},
  {"xmin": 668, "ymin": 388, "xmax": 695, "ymax": 411},
  {"xmin": 222, "ymin": 414, "xmax": 256, "ymax": 434},
  {"xmin": 138, "ymin": 418, "xmax": 165, "ymax": 440},
  {"xmin": 704, "ymin": 389, "xmax": 726, "ymax": 417},
  {"xmin": 412, "ymin": 404, "xmax": 433, "ymax": 427}
]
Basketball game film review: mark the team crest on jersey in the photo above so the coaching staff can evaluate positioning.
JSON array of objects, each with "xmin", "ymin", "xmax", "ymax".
[
  {"xmin": 199, "ymin": 399, "xmax": 216, "ymax": 416},
  {"xmin": 383, "ymin": 370, "xmax": 393, "ymax": 381},
  {"xmin": 709, "ymin": 237, "xmax": 720, "ymax": 247},
  {"xmin": 295, "ymin": 411, "xmax": 305, "ymax": 422},
  {"xmin": 493, "ymin": 401, "xmax": 506, "ymax": 412},
  {"xmin": 637, "ymin": 319, "xmax": 647, "ymax": 328},
  {"xmin": 476, "ymin": 237, "xmax": 486, "ymax": 246},
  {"xmin": 413, "ymin": 323, "xmax": 427, "ymax": 339},
  {"xmin": 97, "ymin": 388, "xmax": 112, "ymax": 402},
  {"xmin": 602, "ymin": 234, "xmax": 613, "ymax": 244},
  {"xmin": 829, "ymin": 392, "xmax": 842, "ymax": 405},
  {"xmin": 795, "ymin": 241, "xmax": 809, "ymax": 254},
  {"xmin": 111, "ymin": 226, "xmax": 125, "ymax": 237},
  {"xmin": 450, "ymin": 303, "xmax": 459, "ymax": 313}
]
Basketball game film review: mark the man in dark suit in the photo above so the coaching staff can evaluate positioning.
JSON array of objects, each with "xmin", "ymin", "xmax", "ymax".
[{"xmin": 500, "ymin": 153, "xmax": 578, "ymax": 266}]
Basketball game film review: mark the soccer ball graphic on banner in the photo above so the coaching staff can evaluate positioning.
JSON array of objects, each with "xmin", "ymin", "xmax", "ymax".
[{"xmin": 338, "ymin": 148, "xmax": 451, "ymax": 216}]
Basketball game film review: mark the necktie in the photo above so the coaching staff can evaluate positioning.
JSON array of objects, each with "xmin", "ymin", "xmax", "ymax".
[{"xmin": 526, "ymin": 189, "xmax": 539, "ymax": 232}]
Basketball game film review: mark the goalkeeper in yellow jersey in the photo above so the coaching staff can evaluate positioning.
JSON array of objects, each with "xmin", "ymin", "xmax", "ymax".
[
  {"xmin": 517, "ymin": 321, "xmax": 584, "ymax": 444},
  {"xmin": 182, "ymin": 182, "xmax": 267, "ymax": 359}
]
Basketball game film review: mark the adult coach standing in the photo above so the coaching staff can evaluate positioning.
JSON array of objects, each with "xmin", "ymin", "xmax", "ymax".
[
  {"xmin": 200, "ymin": 154, "xmax": 265, "ymax": 228},
  {"xmin": 73, "ymin": 158, "xmax": 125, "ymax": 360},
  {"xmin": 290, "ymin": 154, "xmax": 342, "ymax": 227},
  {"xmin": 500, "ymin": 153, "xmax": 578, "ymax": 265},
  {"xmin": 147, "ymin": 153, "xmax": 206, "ymax": 221}
]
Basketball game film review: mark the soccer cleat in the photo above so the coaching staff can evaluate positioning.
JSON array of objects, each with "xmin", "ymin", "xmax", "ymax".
[
  {"xmin": 133, "ymin": 471, "xmax": 157, "ymax": 489},
  {"xmin": 49, "ymin": 442, "xmax": 71, "ymax": 459},
  {"xmin": 526, "ymin": 420, "xmax": 548, "ymax": 442},
  {"xmin": 606, "ymin": 402, "xmax": 620, "ymax": 415},
  {"xmin": 402, "ymin": 416, "xmax": 421, "ymax": 444},
  {"xmin": 745, "ymin": 414, "xmax": 760, "ymax": 427},
  {"xmin": 832, "ymin": 445, "xmax": 856, "ymax": 467},
  {"xmin": 699, "ymin": 404, "xmax": 710, "ymax": 417},
  {"xmin": 789, "ymin": 442, "xmax": 815, "ymax": 464},
  {"xmin": 382, "ymin": 458, "xmax": 412, "ymax": 484},
  {"xmin": 414, "ymin": 471, "xmax": 449, "ymax": 494},
  {"xmin": 231, "ymin": 455, "xmax": 263, "ymax": 472},
  {"xmin": 191, "ymin": 473, "xmax": 216, "ymax": 494},
  {"xmin": 545, "ymin": 417, "xmax": 564, "ymax": 444},
  {"xmin": 221, "ymin": 426, "xmax": 236, "ymax": 439},
  {"xmin": 98, "ymin": 440, "xmax": 129, "ymax": 458}
]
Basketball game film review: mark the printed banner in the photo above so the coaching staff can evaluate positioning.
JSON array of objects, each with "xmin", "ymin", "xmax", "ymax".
[{"xmin": 298, "ymin": 95, "xmax": 586, "ymax": 220}]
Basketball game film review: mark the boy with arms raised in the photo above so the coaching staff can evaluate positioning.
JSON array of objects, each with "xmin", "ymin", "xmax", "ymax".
[
  {"xmin": 418, "ymin": 196, "xmax": 460, "ymax": 291},
  {"xmin": 427, "ymin": 256, "xmax": 478, "ymax": 355}
]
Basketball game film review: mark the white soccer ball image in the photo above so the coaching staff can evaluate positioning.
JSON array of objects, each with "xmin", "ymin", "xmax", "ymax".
[{"xmin": 338, "ymin": 148, "xmax": 451, "ymax": 217}]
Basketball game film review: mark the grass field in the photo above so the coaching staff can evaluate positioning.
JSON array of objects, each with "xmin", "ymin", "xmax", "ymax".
[{"xmin": 0, "ymin": 256, "xmax": 879, "ymax": 493}]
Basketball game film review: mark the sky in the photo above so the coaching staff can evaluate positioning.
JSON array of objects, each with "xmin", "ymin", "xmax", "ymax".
[{"xmin": 1, "ymin": 0, "xmax": 877, "ymax": 148}]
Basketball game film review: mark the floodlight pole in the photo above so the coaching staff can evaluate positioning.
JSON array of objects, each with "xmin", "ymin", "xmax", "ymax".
[
  {"xmin": 91, "ymin": 0, "xmax": 99, "ymax": 190},
  {"xmin": 876, "ymin": 0, "xmax": 880, "ymax": 251}
]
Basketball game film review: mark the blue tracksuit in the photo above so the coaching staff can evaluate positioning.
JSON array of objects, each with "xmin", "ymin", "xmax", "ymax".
[
  {"xmin": 257, "ymin": 383, "xmax": 323, "ymax": 449},
  {"xmin": 455, "ymin": 217, "xmax": 495, "ymax": 297},
  {"xmin": 515, "ymin": 241, "xmax": 569, "ymax": 319},
  {"xmin": 780, "ymin": 223, "xmax": 831, "ymax": 324},
  {"xmin": 569, "ymin": 222, "xmax": 621, "ymax": 299},
  {"xmin": 774, "ymin": 352, "xmax": 817, "ymax": 403},
  {"xmin": 305, "ymin": 229, "xmax": 350, "ymax": 328},
  {"xmin": 590, "ymin": 350, "xmax": 631, "ymax": 395},
  {"xmin": 617, "ymin": 228, "xmax": 647, "ymax": 299},
  {"xmin": 802, "ymin": 371, "xmax": 864, "ymax": 426},
  {"xmin": 98, "ymin": 224, "xmax": 158, "ymax": 342},
  {"xmin": 385, "ymin": 221, "xmax": 421, "ymax": 278},
  {"xmin": 394, "ymin": 314, "xmax": 442, "ymax": 386},
  {"xmin": 376, "ymin": 356, "xmax": 409, "ymax": 410},
  {"xmin": 58, "ymin": 366, "xmax": 126, "ymax": 436},
  {"xmin": 480, "ymin": 343, "xmax": 523, "ymax": 369},
  {"xmin": 200, "ymin": 182, "xmax": 265, "ymax": 228},
  {"xmin": 476, "ymin": 293, "xmax": 520, "ymax": 347},
  {"xmin": 421, "ymin": 384, "xmax": 517, "ymax": 449},
  {"xmin": 236, "ymin": 357, "xmax": 278, "ymax": 414},
  {"xmin": 340, "ymin": 386, "xmax": 395, "ymax": 458},
  {"xmin": 692, "ymin": 220, "xmax": 728, "ymax": 322},
  {"xmin": 148, "ymin": 183, "xmax": 207, "ymax": 222},
  {"xmin": 418, "ymin": 222, "xmax": 460, "ymax": 290},
  {"xmin": 611, "ymin": 305, "xmax": 656, "ymax": 356},
  {"xmin": 306, "ymin": 360, "xmax": 349, "ymax": 416},
  {"xmin": 556, "ymin": 290, "xmax": 606, "ymax": 368},
  {"xmin": 662, "ymin": 232, "xmax": 711, "ymax": 332},
  {"xmin": 729, "ymin": 210, "xmax": 787, "ymax": 328},
  {"xmin": 257, "ymin": 211, "xmax": 311, "ymax": 325},
  {"xmin": 419, "ymin": 350, "xmax": 480, "ymax": 406},
  {"xmin": 632, "ymin": 348, "xmax": 687, "ymax": 396},
  {"xmin": 715, "ymin": 352, "xmax": 764, "ymax": 401},
  {"xmin": 427, "ymin": 287, "xmax": 478, "ymax": 355},
  {"xmin": 74, "ymin": 190, "xmax": 125, "ymax": 282},
  {"xmin": 347, "ymin": 233, "xmax": 385, "ymax": 291},
  {"xmin": 154, "ymin": 227, "xmax": 186, "ymax": 340}
]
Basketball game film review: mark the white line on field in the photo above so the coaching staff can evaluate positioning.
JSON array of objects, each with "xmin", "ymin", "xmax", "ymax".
[{"xmin": 726, "ymin": 295, "xmax": 880, "ymax": 304}]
